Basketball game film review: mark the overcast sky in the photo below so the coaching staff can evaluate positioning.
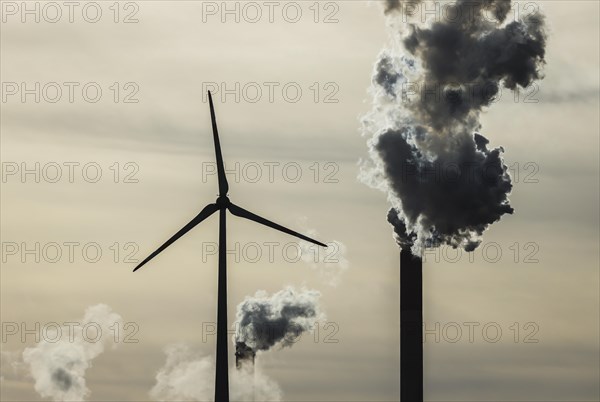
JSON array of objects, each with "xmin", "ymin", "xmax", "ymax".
[{"xmin": 1, "ymin": 1, "xmax": 598, "ymax": 401}]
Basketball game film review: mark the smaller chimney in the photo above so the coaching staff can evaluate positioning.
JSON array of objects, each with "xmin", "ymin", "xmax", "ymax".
[
  {"xmin": 235, "ymin": 341, "xmax": 256, "ymax": 370},
  {"xmin": 236, "ymin": 341, "xmax": 256, "ymax": 400}
]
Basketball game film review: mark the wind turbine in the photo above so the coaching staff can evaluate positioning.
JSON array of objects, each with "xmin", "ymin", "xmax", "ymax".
[{"xmin": 133, "ymin": 91, "xmax": 327, "ymax": 402}]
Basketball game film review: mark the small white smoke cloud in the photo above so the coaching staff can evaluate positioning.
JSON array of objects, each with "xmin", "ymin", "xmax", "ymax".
[
  {"xmin": 232, "ymin": 364, "xmax": 282, "ymax": 402},
  {"xmin": 150, "ymin": 344, "xmax": 282, "ymax": 402},
  {"xmin": 296, "ymin": 217, "xmax": 349, "ymax": 287},
  {"xmin": 150, "ymin": 344, "xmax": 213, "ymax": 401},
  {"xmin": 21, "ymin": 304, "xmax": 123, "ymax": 402},
  {"xmin": 1, "ymin": 349, "xmax": 25, "ymax": 383}
]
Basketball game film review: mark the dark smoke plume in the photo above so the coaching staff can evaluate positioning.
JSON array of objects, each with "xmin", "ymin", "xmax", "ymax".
[
  {"xmin": 362, "ymin": 0, "xmax": 546, "ymax": 253},
  {"xmin": 384, "ymin": 0, "xmax": 423, "ymax": 15},
  {"xmin": 384, "ymin": 0, "xmax": 402, "ymax": 14},
  {"xmin": 234, "ymin": 287, "xmax": 323, "ymax": 354}
]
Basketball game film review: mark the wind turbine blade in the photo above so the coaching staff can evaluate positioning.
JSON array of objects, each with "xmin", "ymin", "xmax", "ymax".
[
  {"xmin": 133, "ymin": 203, "xmax": 219, "ymax": 272},
  {"xmin": 208, "ymin": 91, "xmax": 229, "ymax": 196},
  {"xmin": 228, "ymin": 203, "xmax": 327, "ymax": 248}
]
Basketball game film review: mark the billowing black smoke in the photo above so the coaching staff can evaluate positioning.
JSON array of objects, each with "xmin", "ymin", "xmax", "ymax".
[
  {"xmin": 363, "ymin": 0, "xmax": 546, "ymax": 253},
  {"xmin": 384, "ymin": 0, "xmax": 423, "ymax": 15},
  {"xmin": 235, "ymin": 287, "xmax": 322, "ymax": 355},
  {"xmin": 401, "ymin": 0, "xmax": 545, "ymax": 128},
  {"xmin": 380, "ymin": 129, "xmax": 513, "ymax": 251},
  {"xmin": 384, "ymin": 0, "xmax": 402, "ymax": 14}
]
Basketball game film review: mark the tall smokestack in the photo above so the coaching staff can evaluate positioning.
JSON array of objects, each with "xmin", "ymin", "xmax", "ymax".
[
  {"xmin": 400, "ymin": 249, "xmax": 422, "ymax": 401},
  {"xmin": 363, "ymin": 2, "xmax": 548, "ymax": 397},
  {"xmin": 388, "ymin": 209, "xmax": 423, "ymax": 400}
]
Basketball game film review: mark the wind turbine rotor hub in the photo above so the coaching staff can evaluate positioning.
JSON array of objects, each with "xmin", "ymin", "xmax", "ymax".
[{"xmin": 216, "ymin": 195, "xmax": 230, "ymax": 208}]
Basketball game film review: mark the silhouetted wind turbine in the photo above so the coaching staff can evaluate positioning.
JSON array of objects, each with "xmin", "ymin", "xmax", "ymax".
[{"xmin": 133, "ymin": 91, "xmax": 327, "ymax": 402}]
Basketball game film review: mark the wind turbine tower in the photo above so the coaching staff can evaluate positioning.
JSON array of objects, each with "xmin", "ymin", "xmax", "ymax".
[{"xmin": 133, "ymin": 91, "xmax": 327, "ymax": 402}]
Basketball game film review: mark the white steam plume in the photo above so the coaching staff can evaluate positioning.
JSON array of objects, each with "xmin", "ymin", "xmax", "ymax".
[
  {"xmin": 149, "ymin": 344, "xmax": 282, "ymax": 402},
  {"xmin": 22, "ymin": 304, "xmax": 123, "ymax": 402},
  {"xmin": 296, "ymin": 217, "xmax": 349, "ymax": 287}
]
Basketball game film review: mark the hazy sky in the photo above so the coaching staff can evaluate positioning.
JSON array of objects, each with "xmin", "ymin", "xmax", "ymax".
[{"xmin": 1, "ymin": 1, "xmax": 598, "ymax": 401}]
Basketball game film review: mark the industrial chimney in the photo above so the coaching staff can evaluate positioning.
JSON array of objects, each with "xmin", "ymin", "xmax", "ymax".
[
  {"xmin": 235, "ymin": 341, "xmax": 256, "ymax": 370},
  {"xmin": 401, "ymin": 248, "xmax": 423, "ymax": 402},
  {"xmin": 235, "ymin": 341, "xmax": 256, "ymax": 400}
]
